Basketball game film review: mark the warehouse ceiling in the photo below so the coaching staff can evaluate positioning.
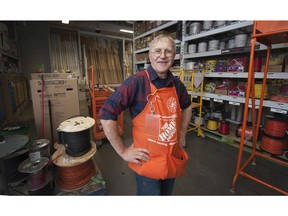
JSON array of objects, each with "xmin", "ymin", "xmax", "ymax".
[{"xmin": 68, "ymin": 21, "xmax": 134, "ymax": 39}]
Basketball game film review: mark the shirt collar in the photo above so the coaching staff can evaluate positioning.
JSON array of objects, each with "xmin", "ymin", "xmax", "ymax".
[{"xmin": 147, "ymin": 65, "xmax": 175, "ymax": 86}]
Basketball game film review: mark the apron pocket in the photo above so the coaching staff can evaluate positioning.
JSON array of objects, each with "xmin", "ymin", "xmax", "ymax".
[
  {"xmin": 137, "ymin": 154, "xmax": 168, "ymax": 180},
  {"xmin": 168, "ymin": 148, "xmax": 188, "ymax": 178}
]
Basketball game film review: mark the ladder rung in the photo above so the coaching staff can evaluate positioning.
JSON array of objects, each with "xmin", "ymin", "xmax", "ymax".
[{"xmin": 192, "ymin": 103, "xmax": 200, "ymax": 108}]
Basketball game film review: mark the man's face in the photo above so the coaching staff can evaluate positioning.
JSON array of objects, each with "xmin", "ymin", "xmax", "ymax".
[{"xmin": 149, "ymin": 37, "xmax": 175, "ymax": 78}]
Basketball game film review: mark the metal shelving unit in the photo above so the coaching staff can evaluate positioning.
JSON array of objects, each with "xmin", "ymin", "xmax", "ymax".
[
  {"xmin": 133, "ymin": 21, "xmax": 181, "ymax": 73},
  {"xmin": 182, "ymin": 20, "xmax": 288, "ymax": 139},
  {"xmin": 183, "ymin": 21, "xmax": 254, "ymax": 42}
]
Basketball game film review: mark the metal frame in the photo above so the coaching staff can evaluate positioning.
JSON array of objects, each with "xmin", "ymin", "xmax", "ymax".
[{"xmin": 230, "ymin": 21, "xmax": 288, "ymax": 195}]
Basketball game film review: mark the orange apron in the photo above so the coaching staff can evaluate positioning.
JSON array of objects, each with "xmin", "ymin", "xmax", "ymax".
[{"xmin": 128, "ymin": 71, "xmax": 188, "ymax": 180}]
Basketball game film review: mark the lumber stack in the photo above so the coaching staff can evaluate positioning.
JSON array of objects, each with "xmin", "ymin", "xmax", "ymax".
[
  {"xmin": 50, "ymin": 32, "xmax": 80, "ymax": 76},
  {"xmin": 81, "ymin": 36, "xmax": 123, "ymax": 84}
]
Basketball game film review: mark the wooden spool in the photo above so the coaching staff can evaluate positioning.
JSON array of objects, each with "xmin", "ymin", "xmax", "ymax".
[{"xmin": 52, "ymin": 141, "xmax": 97, "ymax": 167}]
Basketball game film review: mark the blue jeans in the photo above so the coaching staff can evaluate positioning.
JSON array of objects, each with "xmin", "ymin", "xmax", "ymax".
[{"xmin": 134, "ymin": 172, "xmax": 175, "ymax": 195}]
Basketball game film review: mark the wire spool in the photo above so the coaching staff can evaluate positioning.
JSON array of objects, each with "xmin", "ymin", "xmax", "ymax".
[
  {"xmin": 52, "ymin": 141, "xmax": 97, "ymax": 167},
  {"xmin": 194, "ymin": 113, "xmax": 204, "ymax": 126},
  {"xmin": 29, "ymin": 139, "xmax": 50, "ymax": 161},
  {"xmin": 28, "ymin": 170, "xmax": 46, "ymax": 189},
  {"xmin": 28, "ymin": 173, "xmax": 53, "ymax": 195},
  {"xmin": 261, "ymin": 134, "xmax": 285, "ymax": 155},
  {"xmin": 254, "ymin": 57, "xmax": 262, "ymax": 72},
  {"xmin": 207, "ymin": 118, "xmax": 218, "ymax": 131},
  {"xmin": 235, "ymin": 123, "xmax": 253, "ymax": 141},
  {"xmin": 254, "ymin": 84, "xmax": 268, "ymax": 99},
  {"xmin": 214, "ymin": 21, "xmax": 226, "ymax": 28},
  {"xmin": 189, "ymin": 22, "xmax": 202, "ymax": 35},
  {"xmin": 198, "ymin": 42, "xmax": 207, "ymax": 53},
  {"xmin": 219, "ymin": 120, "xmax": 229, "ymax": 135},
  {"xmin": 219, "ymin": 41, "xmax": 226, "ymax": 50},
  {"xmin": 55, "ymin": 158, "xmax": 97, "ymax": 191},
  {"xmin": 18, "ymin": 157, "xmax": 49, "ymax": 174},
  {"xmin": 234, "ymin": 34, "xmax": 248, "ymax": 48},
  {"xmin": 228, "ymin": 39, "xmax": 235, "ymax": 49},
  {"xmin": 188, "ymin": 44, "xmax": 197, "ymax": 54},
  {"xmin": 58, "ymin": 116, "xmax": 95, "ymax": 157},
  {"xmin": 208, "ymin": 40, "xmax": 220, "ymax": 51},
  {"xmin": 2, "ymin": 149, "xmax": 29, "ymax": 183},
  {"xmin": 203, "ymin": 21, "xmax": 213, "ymax": 30},
  {"xmin": 53, "ymin": 142, "xmax": 63, "ymax": 150},
  {"xmin": 0, "ymin": 134, "xmax": 29, "ymax": 158},
  {"xmin": 264, "ymin": 116, "xmax": 288, "ymax": 138}
]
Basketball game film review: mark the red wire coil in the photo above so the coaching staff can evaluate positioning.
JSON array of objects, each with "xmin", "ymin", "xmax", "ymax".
[
  {"xmin": 264, "ymin": 117, "xmax": 288, "ymax": 138},
  {"xmin": 29, "ymin": 170, "xmax": 46, "ymax": 189},
  {"xmin": 56, "ymin": 159, "xmax": 97, "ymax": 191},
  {"xmin": 261, "ymin": 135, "xmax": 284, "ymax": 155}
]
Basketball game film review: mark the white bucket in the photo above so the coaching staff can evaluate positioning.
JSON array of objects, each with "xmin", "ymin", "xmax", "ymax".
[
  {"xmin": 186, "ymin": 61, "xmax": 196, "ymax": 70},
  {"xmin": 198, "ymin": 42, "xmax": 207, "ymax": 53},
  {"xmin": 188, "ymin": 44, "xmax": 197, "ymax": 54},
  {"xmin": 203, "ymin": 21, "xmax": 213, "ymax": 30},
  {"xmin": 228, "ymin": 39, "xmax": 235, "ymax": 49},
  {"xmin": 235, "ymin": 34, "xmax": 248, "ymax": 48},
  {"xmin": 208, "ymin": 40, "xmax": 220, "ymax": 51}
]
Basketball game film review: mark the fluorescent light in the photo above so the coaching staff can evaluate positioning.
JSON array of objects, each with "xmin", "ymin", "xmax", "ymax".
[
  {"xmin": 62, "ymin": 20, "xmax": 69, "ymax": 24},
  {"xmin": 120, "ymin": 29, "xmax": 133, "ymax": 34}
]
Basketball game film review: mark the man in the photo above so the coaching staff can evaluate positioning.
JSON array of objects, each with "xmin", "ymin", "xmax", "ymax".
[{"xmin": 99, "ymin": 34, "xmax": 193, "ymax": 195}]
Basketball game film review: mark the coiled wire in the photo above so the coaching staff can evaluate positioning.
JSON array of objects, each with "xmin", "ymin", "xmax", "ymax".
[
  {"xmin": 56, "ymin": 158, "xmax": 96, "ymax": 191},
  {"xmin": 29, "ymin": 170, "xmax": 46, "ymax": 189}
]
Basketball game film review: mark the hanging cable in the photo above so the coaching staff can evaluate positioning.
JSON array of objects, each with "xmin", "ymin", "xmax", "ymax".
[
  {"xmin": 41, "ymin": 75, "xmax": 45, "ymax": 138},
  {"xmin": 56, "ymin": 159, "xmax": 96, "ymax": 191}
]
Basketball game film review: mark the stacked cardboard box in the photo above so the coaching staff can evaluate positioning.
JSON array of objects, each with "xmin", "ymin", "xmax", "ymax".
[{"xmin": 30, "ymin": 73, "xmax": 80, "ymax": 143}]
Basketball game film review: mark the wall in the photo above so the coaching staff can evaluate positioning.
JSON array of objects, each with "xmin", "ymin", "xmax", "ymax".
[{"xmin": 17, "ymin": 21, "xmax": 51, "ymax": 81}]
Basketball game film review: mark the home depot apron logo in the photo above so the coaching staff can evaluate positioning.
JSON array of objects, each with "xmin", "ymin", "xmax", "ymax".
[
  {"xmin": 166, "ymin": 97, "xmax": 177, "ymax": 113},
  {"xmin": 158, "ymin": 117, "xmax": 177, "ymax": 142}
]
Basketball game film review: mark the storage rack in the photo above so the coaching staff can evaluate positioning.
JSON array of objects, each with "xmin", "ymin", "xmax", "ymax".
[
  {"xmin": 230, "ymin": 21, "xmax": 288, "ymax": 195},
  {"xmin": 132, "ymin": 21, "xmax": 288, "ymax": 155},
  {"xmin": 133, "ymin": 21, "xmax": 182, "ymax": 73},
  {"xmin": 87, "ymin": 65, "xmax": 124, "ymax": 146}
]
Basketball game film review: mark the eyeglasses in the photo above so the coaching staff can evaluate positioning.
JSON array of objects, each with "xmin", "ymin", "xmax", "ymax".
[{"xmin": 151, "ymin": 49, "xmax": 174, "ymax": 58}]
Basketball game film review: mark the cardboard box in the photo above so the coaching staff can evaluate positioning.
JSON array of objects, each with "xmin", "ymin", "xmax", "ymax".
[
  {"xmin": 261, "ymin": 65, "xmax": 284, "ymax": 72},
  {"xmin": 31, "ymin": 73, "xmax": 76, "ymax": 80},
  {"xmin": 30, "ymin": 78, "xmax": 80, "ymax": 142},
  {"xmin": 215, "ymin": 89, "xmax": 228, "ymax": 95}
]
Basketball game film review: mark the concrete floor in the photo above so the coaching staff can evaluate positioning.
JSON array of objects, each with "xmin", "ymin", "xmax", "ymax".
[
  {"xmin": 1, "ymin": 99, "xmax": 287, "ymax": 196},
  {"xmin": 80, "ymin": 101, "xmax": 288, "ymax": 196}
]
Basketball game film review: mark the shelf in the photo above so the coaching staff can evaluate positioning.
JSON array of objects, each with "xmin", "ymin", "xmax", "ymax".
[
  {"xmin": 134, "ymin": 21, "xmax": 178, "ymax": 40},
  {"xmin": 204, "ymin": 72, "xmax": 288, "ymax": 79},
  {"xmin": 184, "ymin": 42, "xmax": 288, "ymax": 59},
  {"xmin": 192, "ymin": 92, "xmax": 288, "ymax": 111},
  {"xmin": 183, "ymin": 21, "xmax": 254, "ymax": 42},
  {"xmin": 135, "ymin": 47, "xmax": 149, "ymax": 54},
  {"xmin": 0, "ymin": 49, "xmax": 19, "ymax": 60}
]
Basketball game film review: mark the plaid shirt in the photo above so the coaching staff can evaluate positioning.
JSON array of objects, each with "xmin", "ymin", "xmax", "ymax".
[{"xmin": 99, "ymin": 65, "xmax": 191, "ymax": 120}]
